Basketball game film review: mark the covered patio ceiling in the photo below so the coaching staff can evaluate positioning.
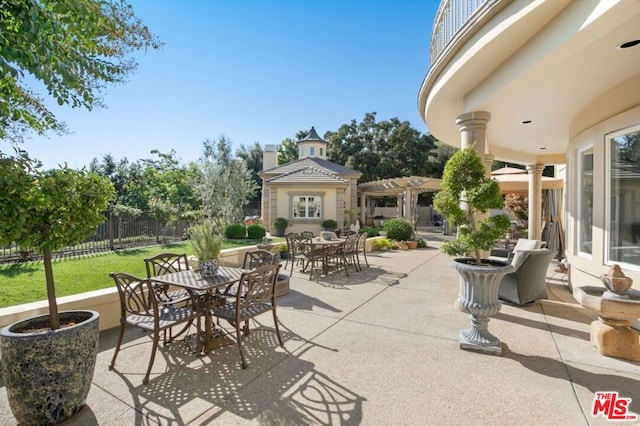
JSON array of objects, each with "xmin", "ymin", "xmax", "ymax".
[{"xmin": 358, "ymin": 176, "xmax": 442, "ymax": 196}]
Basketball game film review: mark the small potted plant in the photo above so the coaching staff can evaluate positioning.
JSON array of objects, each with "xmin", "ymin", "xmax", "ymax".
[
  {"xmin": 272, "ymin": 217, "xmax": 289, "ymax": 237},
  {"xmin": 279, "ymin": 242, "xmax": 289, "ymax": 260},
  {"xmin": 189, "ymin": 221, "xmax": 223, "ymax": 277},
  {"xmin": 433, "ymin": 144, "xmax": 512, "ymax": 355},
  {"xmin": 321, "ymin": 219, "xmax": 338, "ymax": 231}
]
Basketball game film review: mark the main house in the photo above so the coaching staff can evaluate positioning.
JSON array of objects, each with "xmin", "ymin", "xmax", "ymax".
[
  {"xmin": 259, "ymin": 127, "xmax": 361, "ymax": 236},
  {"xmin": 419, "ymin": 1, "xmax": 640, "ymax": 297}
]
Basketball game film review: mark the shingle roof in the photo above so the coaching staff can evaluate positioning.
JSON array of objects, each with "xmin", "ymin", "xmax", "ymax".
[
  {"xmin": 298, "ymin": 126, "xmax": 324, "ymax": 143},
  {"xmin": 267, "ymin": 167, "xmax": 348, "ymax": 184},
  {"xmin": 261, "ymin": 157, "xmax": 361, "ymax": 176}
]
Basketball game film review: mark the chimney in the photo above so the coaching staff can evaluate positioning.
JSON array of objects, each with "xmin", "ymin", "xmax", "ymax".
[{"xmin": 263, "ymin": 144, "xmax": 278, "ymax": 170}]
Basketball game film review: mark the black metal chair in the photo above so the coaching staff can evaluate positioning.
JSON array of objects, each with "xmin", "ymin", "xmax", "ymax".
[
  {"xmin": 109, "ymin": 272, "xmax": 199, "ymax": 384},
  {"xmin": 212, "ymin": 263, "xmax": 284, "ymax": 368}
]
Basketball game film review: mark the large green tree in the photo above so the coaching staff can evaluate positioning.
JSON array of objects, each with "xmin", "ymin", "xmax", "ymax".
[
  {"xmin": 0, "ymin": 0, "xmax": 161, "ymax": 144},
  {"xmin": 324, "ymin": 112, "xmax": 437, "ymax": 182},
  {"xmin": 277, "ymin": 129, "xmax": 308, "ymax": 165},
  {"xmin": 236, "ymin": 142, "xmax": 264, "ymax": 204}
]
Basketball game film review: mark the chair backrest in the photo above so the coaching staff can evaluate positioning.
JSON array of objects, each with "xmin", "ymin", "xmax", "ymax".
[
  {"xmin": 510, "ymin": 249, "xmax": 555, "ymax": 287},
  {"xmin": 357, "ymin": 232, "xmax": 368, "ymax": 250},
  {"xmin": 300, "ymin": 231, "xmax": 315, "ymax": 240},
  {"xmin": 110, "ymin": 272, "xmax": 156, "ymax": 318},
  {"xmin": 510, "ymin": 239, "xmax": 543, "ymax": 269},
  {"xmin": 344, "ymin": 233, "xmax": 359, "ymax": 253},
  {"xmin": 236, "ymin": 263, "xmax": 280, "ymax": 310},
  {"xmin": 243, "ymin": 249, "xmax": 279, "ymax": 269},
  {"xmin": 144, "ymin": 253, "xmax": 189, "ymax": 278}
]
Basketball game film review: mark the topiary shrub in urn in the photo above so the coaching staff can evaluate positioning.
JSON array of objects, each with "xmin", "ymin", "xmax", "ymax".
[
  {"xmin": 189, "ymin": 220, "xmax": 223, "ymax": 277},
  {"xmin": 0, "ymin": 151, "xmax": 114, "ymax": 424},
  {"xmin": 433, "ymin": 144, "xmax": 513, "ymax": 355}
]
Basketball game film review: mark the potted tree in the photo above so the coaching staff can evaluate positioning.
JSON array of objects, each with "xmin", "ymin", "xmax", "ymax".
[
  {"xmin": 189, "ymin": 220, "xmax": 224, "ymax": 277},
  {"xmin": 433, "ymin": 144, "xmax": 512, "ymax": 355},
  {"xmin": 272, "ymin": 217, "xmax": 289, "ymax": 237},
  {"xmin": 0, "ymin": 151, "xmax": 114, "ymax": 424}
]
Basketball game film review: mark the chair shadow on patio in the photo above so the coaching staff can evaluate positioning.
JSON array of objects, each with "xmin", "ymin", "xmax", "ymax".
[
  {"xmin": 276, "ymin": 289, "xmax": 342, "ymax": 313},
  {"xmin": 106, "ymin": 326, "xmax": 366, "ymax": 425},
  {"xmin": 294, "ymin": 265, "xmax": 403, "ymax": 289}
]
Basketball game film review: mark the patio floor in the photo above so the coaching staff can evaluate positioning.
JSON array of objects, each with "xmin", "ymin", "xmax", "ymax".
[{"xmin": 1, "ymin": 231, "xmax": 638, "ymax": 425}]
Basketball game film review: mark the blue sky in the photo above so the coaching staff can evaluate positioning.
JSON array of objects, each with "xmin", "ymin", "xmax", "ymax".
[{"xmin": 21, "ymin": 1, "xmax": 438, "ymax": 169}]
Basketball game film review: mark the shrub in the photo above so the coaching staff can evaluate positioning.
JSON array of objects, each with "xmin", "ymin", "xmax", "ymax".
[
  {"xmin": 321, "ymin": 219, "xmax": 338, "ymax": 230},
  {"xmin": 383, "ymin": 218, "xmax": 413, "ymax": 241},
  {"xmin": 373, "ymin": 237, "xmax": 393, "ymax": 250},
  {"xmin": 417, "ymin": 238, "xmax": 428, "ymax": 248},
  {"xmin": 246, "ymin": 224, "xmax": 266, "ymax": 239},
  {"xmin": 224, "ymin": 223, "xmax": 246, "ymax": 239},
  {"xmin": 273, "ymin": 217, "xmax": 288, "ymax": 229},
  {"xmin": 359, "ymin": 226, "xmax": 379, "ymax": 237}
]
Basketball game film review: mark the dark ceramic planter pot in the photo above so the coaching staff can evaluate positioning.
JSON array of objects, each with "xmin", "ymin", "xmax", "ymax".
[{"xmin": 0, "ymin": 310, "xmax": 99, "ymax": 425}]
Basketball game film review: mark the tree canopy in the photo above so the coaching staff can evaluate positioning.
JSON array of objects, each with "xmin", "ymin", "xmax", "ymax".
[
  {"xmin": 0, "ymin": 0, "xmax": 161, "ymax": 144},
  {"xmin": 324, "ymin": 112, "xmax": 438, "ymax": 183}
]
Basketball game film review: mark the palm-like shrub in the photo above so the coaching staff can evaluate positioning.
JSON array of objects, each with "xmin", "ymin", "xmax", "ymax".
[
  {"xmin": 433, "ymin": 145, "xmax": 511, "ymax": 264},
  {"xmin": 383, "ymin": 218, "xmax": 413, "ymax": 241},
  {"xmin": 190, "ymin": 221, "xmax": 223, "ymax": 260}
]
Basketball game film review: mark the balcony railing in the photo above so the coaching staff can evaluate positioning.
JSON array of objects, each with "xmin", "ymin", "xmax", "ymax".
[{"xmin": 430, "ymin": 0, "xmax": 489, "ymax": 64}]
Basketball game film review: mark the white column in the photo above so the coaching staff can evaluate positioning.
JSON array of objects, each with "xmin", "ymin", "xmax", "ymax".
[
  {"xmin": 527, "ymin": 164, "xmax": 544, "ymax": 240},
  {"xmin": 456, "ymin": 111, "xmax": 492, "ymax": 225},
  {"xmin": 360, "ymin": 192, "xmax": 367, "ymax": 225},
  {"xmin": 455, "ymin": 111, "xmax": 491, "ymax": 158}
]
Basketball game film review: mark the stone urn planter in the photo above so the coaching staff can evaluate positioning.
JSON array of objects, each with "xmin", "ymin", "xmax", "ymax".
[
  {"xmin": 0, "ymin": 310, "xmax": 100, "ymax": 425},
  {"xmin": 452, "ymin": 260, "xmax": 514, "ymax": 355}
]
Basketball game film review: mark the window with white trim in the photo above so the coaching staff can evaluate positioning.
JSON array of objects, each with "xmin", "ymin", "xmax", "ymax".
[
  {"xmin": 292, "ymin": 196, "xmax": 321, "ymax": 218},
  {"xmin": 607, "ymin": 126, "xmax": 640, "ymax": 267},
  {"xmin": 578, "ymin": 147, "xmax": 593, "ymax": 255},
  {"xmin": 309, "ymin": 147, "xmax": 315, "ymax": 156}
]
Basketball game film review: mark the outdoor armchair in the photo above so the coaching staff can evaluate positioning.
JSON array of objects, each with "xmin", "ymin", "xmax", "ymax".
[{"xmin": 498, "ymin": 248, "xmax": 555, "ymax": 305}]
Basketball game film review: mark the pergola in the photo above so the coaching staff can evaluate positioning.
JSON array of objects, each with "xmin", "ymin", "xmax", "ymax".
[{"xmin": 357, "ymin": 176, "xmax": 442, "ymax": 227}]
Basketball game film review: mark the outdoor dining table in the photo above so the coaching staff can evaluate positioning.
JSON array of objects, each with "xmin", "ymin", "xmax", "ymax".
[
  {"xmin": 151, "ymin": 266, "xmax": 248, "ymax": 355},
  {"xmin": 309, "ymin": 237, "xmax": 348, "ymax": 276}
]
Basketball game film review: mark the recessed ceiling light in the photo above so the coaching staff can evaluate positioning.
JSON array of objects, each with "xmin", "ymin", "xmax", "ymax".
[
  {"xmin": 540, "ymin": 147, "xmax": 547, "ymax": 150},
  {"xmin": 522, "ymin": 120, "xmax": 532, "ymax": 124},
  {"xmin": 619, "ymin": 39, "xmax": 640, "ymax": 49}
]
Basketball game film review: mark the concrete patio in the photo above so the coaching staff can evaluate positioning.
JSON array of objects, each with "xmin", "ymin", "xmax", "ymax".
[{"xmin": 1, "ymin": 232, "xmax": 638, "ymax": 425}]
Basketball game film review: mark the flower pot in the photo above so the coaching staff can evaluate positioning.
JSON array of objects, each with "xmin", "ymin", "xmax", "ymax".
[
  {"xmin": 199, "ymin": 258, "xmax": 220, "ymax": 277},
  {"xmin": 0, "ymin": 310, "xmax": 99, "ymax": 425},
  {"xmin": 451, "ymin": 259, "xmax": 513, "ymax": 355},
  {"xmin": 407, "ymin": 240, "xmax": 418, "ymax": 249}
]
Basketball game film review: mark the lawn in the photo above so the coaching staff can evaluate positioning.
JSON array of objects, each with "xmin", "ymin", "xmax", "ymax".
[{"xmin": 0, "ymin": 239, "xmax": 281, "ymax": 308}]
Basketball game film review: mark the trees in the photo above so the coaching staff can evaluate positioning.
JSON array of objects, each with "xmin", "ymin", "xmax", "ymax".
[
  {"xmin": 0, "ymin": 0, "xmax": 161, "ymax": 143},
  {"xmin": 196, "ymin": 136, "xmax": 258, "ymax": 233},
  {"xmin": 324, "ymin": 112, "xmax": 437, "ymax": 183}
]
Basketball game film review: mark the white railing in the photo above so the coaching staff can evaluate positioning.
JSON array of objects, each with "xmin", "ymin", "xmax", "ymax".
[{"xmin": 430, "ymin": 0, "xmax": 489, "ymax": 64}]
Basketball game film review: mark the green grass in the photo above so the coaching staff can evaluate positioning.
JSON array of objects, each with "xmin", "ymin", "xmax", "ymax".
[{"xmin": 0, "ymin": 239, "xmax": 282, "ymax": 308}]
